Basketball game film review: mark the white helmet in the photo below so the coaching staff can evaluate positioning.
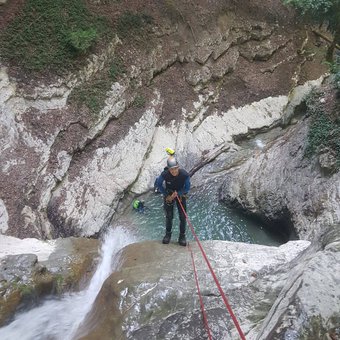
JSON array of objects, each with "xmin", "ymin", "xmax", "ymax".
[{"xmin": 167, "ymin": 157, "xmax": 179, "ymax": 169}]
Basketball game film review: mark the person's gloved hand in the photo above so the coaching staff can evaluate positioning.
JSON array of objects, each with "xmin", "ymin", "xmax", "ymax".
[
  {"xmin": 165, "ymin": 195, "xmax": 173, "ymax": 203},
  {"xmin": 165, "ymin": 192, "xmax": 177, "ymax": 203},
  {"xmin": 170, "ymin": 191, "xmax": 177, "ymax": 200}
]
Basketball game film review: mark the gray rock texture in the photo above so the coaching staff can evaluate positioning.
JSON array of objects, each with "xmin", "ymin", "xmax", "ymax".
[
  {"xmin": 0, "ymin": 237, "xmax": 99, "ymax": 326},
  {"xmin": 74, "ymin": 220, "xmax": 340, "ymax": 340},
  {"xmin": 218, "ymin": 97, "xmax": 340, "ymax": 338},
  {"xmin": 0, "ymin": 0, "xmax": 327, "ymax": 238},
  {"xmin": 76, "ymin": 240, "xmax": 311, "ymax": 339},
  {"xmin": 255, "ymin": 238, "xmax": 340, "ymax": 340},
  {"xmin": 220, "ymin": 119, "xmax": 340, "ymax": 242}
]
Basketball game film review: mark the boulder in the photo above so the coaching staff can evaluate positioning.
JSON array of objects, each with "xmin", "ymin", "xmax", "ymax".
[
  {"xmin": 255, "ymin": 237, "xmax": 340, "ymax": 339},
  {"xmin": 75, "ymin": 239, "xmax": 310, "ymax": 339},
  {"xmin": 0, "ymin": 236, "xmax": 99, "ymax": 326},
  {"xmin": 219, "ymin": 119, "xmax": 340, "ymax": 241}
]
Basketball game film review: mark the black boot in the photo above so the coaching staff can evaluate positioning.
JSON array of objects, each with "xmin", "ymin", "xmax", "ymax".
[
  {"xmin": 178, "ymin": 233, "xmax": 187, "ymax": 246},
  {"xmin": 162, "ymin": 232, "xmax": 172, "ymax": 244}
]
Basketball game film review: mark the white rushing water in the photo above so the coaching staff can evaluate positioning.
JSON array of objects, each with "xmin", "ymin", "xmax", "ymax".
[{"xmin": 0, "ymin": 226, "xmax": 136, "ymax": 340}]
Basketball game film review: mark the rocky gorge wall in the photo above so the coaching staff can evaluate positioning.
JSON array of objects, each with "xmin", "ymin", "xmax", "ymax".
[
  {"xmin": 73, "ymin": 82, "xmax": 340, "ymax": 338},
  {"xmin": 73, "ymin": 84, "xmax": 340, "ymax": 338},
  {"xmin": 0, "ymin": 0, "xmax": 328, "ymax": 239},
  {"xmin": 217, "ymin": 112, "xmax": 340, "ymax": 338},
  {"xmin": 0, "ymin": 0, "xmax": 339, "ymax": 338},
  {"xmin": 215, "ymin": 80, "xmax": 340, "ymax": 338},
  {"xmin": 220, "ymin": 116, "xmax": 340, "ymax": 242}
]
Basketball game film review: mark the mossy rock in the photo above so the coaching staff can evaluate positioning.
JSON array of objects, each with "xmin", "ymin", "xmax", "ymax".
[{"xmin": 0, "ymin": 237, "xmax": 99, "ymax": 326}]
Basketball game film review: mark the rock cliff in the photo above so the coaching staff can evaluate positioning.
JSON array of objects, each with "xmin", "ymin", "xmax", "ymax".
[
  {"xmin": 220, "ymin": 117, "xmax": 340, "ymax": 242},
  {"xmin": 218, "ymin": 83, "xmax": 340, "ymax": 338},
  {"xmin": 0, "ymin": 0, "xmax": 327, "ymax": 238},
  {"xmin": 0, "ymin": 0, "xmax": 339, "ymax": 338}
]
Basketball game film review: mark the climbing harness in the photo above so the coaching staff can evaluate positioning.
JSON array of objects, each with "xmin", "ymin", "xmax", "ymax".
[{"xmin": 175, "ymin": 194, "xmax": 246, "ymax": 340}]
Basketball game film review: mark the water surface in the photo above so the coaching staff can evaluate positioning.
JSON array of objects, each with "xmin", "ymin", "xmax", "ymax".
[{"xmin": 118, "ymin": 182, "xmax": 284, "ymax": 246}]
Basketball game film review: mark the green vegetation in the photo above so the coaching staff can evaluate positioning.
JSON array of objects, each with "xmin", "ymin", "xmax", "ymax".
[
  {"xmin": 305, "ymin": 89, "xmax": 340, "ymax": 170},
  {"xmin": 286, "ymin": 0, "xmax": 340, "ymax": 169},
  {"xmin": 19, "ymin": 284, "xmax": 34, "ymax": 297},
  {"xmin": 0, "ymin": 2, "xmax": 153, "ymax": 115},
  {"xmin": 331, "ymin": 57, "xmax": 340, "ymax": 89},
  {"xmin": 54, "ymin": 274, "xmax": 65, "ymax": 294},
  {"xmin": 12, "ymin": 281, "xmax": 34, "ymax": 297},
  {"xmin": 69, "ymin": 57, "xmax": 126, "ymax": 116},
  {"xmin": 132, "ymin": 95, "xmax": 146, "ymax": 108},
  {"xmin": 0, "ymin": 0, "xmax": 110, "ymax": 73},
  {"xmin": 283, "ymin": 0, "xmax": 340, "ymax": 61},
  {"xmin": 116, "ymin": 11, "xmax": 153, "ymax": 38},
  {"xmin": 69, "ymin": 80, "xmax": 112, "ymax": 117},
  {"xmin": 109, "ymin": 58, "xmax": 126, "ymax": 81},
  {"xmin": 67, "ymin": 28, "xmax": 98, "ymax": 53}
]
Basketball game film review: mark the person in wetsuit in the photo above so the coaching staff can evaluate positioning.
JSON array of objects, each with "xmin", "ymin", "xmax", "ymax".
[
  {"xmin": 155, "ymin": 156, "xmax": 190, "ymax": 246},
  {"xmin": 132, "ymin": 199, "xmax": 145, "ymax": 213},
  {"xmin": 154, "ymin": 147, "xmax": 176, "ymax": 193}
]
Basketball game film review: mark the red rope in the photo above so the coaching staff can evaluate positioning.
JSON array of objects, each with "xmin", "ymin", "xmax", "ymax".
[
  {"xmin": 176, "ymin": 195, "xmax": 246, "ymax": 340},
  {"xmin": 187, "ymin": 243, "xmax": 213, "ymax": 340}
]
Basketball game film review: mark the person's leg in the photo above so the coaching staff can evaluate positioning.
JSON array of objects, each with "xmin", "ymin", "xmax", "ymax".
[
  {"xmin": 176, "ymin": 197, "xmax": 187, "ymax": 246},
  {"xmin": 163, "ymin": 198, "xmax": 174, "ymax": 244}
]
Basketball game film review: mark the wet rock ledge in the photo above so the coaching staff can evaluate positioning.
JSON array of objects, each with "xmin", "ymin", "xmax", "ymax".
[
  {"xmin": 0, "ymin": 237, "xmax": 99, "ymax": 326},
  {"xmin": 76, "ymin": 239, "xmax": 318, "ymax": 340}
]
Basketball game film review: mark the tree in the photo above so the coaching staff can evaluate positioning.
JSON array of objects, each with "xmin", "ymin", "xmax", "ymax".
[{"xmin": 284, "ymin": 0, "xmax": 340, "ymax": 61}]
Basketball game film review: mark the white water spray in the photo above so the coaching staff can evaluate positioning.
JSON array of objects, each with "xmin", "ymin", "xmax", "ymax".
[{"xmin": 0, "ymin": 226, "xmax": 136, "ymax": 340}]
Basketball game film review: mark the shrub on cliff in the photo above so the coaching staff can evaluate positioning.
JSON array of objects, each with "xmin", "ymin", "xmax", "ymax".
[
  {"xmin": 305, "ymin": 85, "xmax": 340, "ymax": 171},
  {"xmin": 116, "ymin": 11, "xmax": 153, "ymax": 39},
  {"xmin": 284, "ymin": 0, "xmax": 340, "ymax": 62},
  {"xmin": 0, "ymin": 0, "xmax": 110, "ymax": 73},
  {"xmin": 332, "ymin": 56, "xmax": 340, "ymax": 89},
  {"xmin": 67, "ymin": 28, "xmax": 98, "ymax": 53}
]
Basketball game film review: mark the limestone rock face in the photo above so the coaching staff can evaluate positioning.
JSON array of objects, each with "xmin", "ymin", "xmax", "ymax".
[
  {"xmin": 76, "ymin": 240, "xmax": 311, "ymax": 339},
  {"xmin": 218, "ymin": 110, "xmax": 340, "ymax": 339},
  {"xmin": 220, "ymin": 119, "xmax": 340, "ymax": 241},
  {"xmin": 131, "ymin": 95, "xmax": 288, "ymax": 194},
  {"xmin": 255, "ymin": 238, "xmax": 340, "ymax": 339},
  {"xmin": 47, "ymin": 108, "xmax": 160, "ymax": 237},
  {"xmin": 0, "ymin": 0, "xmax": 328, "ymax": 238}
]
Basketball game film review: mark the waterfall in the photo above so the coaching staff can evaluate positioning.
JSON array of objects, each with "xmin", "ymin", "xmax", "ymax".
[{"xmin": 0, "ymin": 226, "xmax": 136, "ymax": 340}]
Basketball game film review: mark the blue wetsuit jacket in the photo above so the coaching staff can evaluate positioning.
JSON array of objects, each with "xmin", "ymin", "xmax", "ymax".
[{"xmin": 155, "ymin": 169, "xmax": 190, "ymax": 196}]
